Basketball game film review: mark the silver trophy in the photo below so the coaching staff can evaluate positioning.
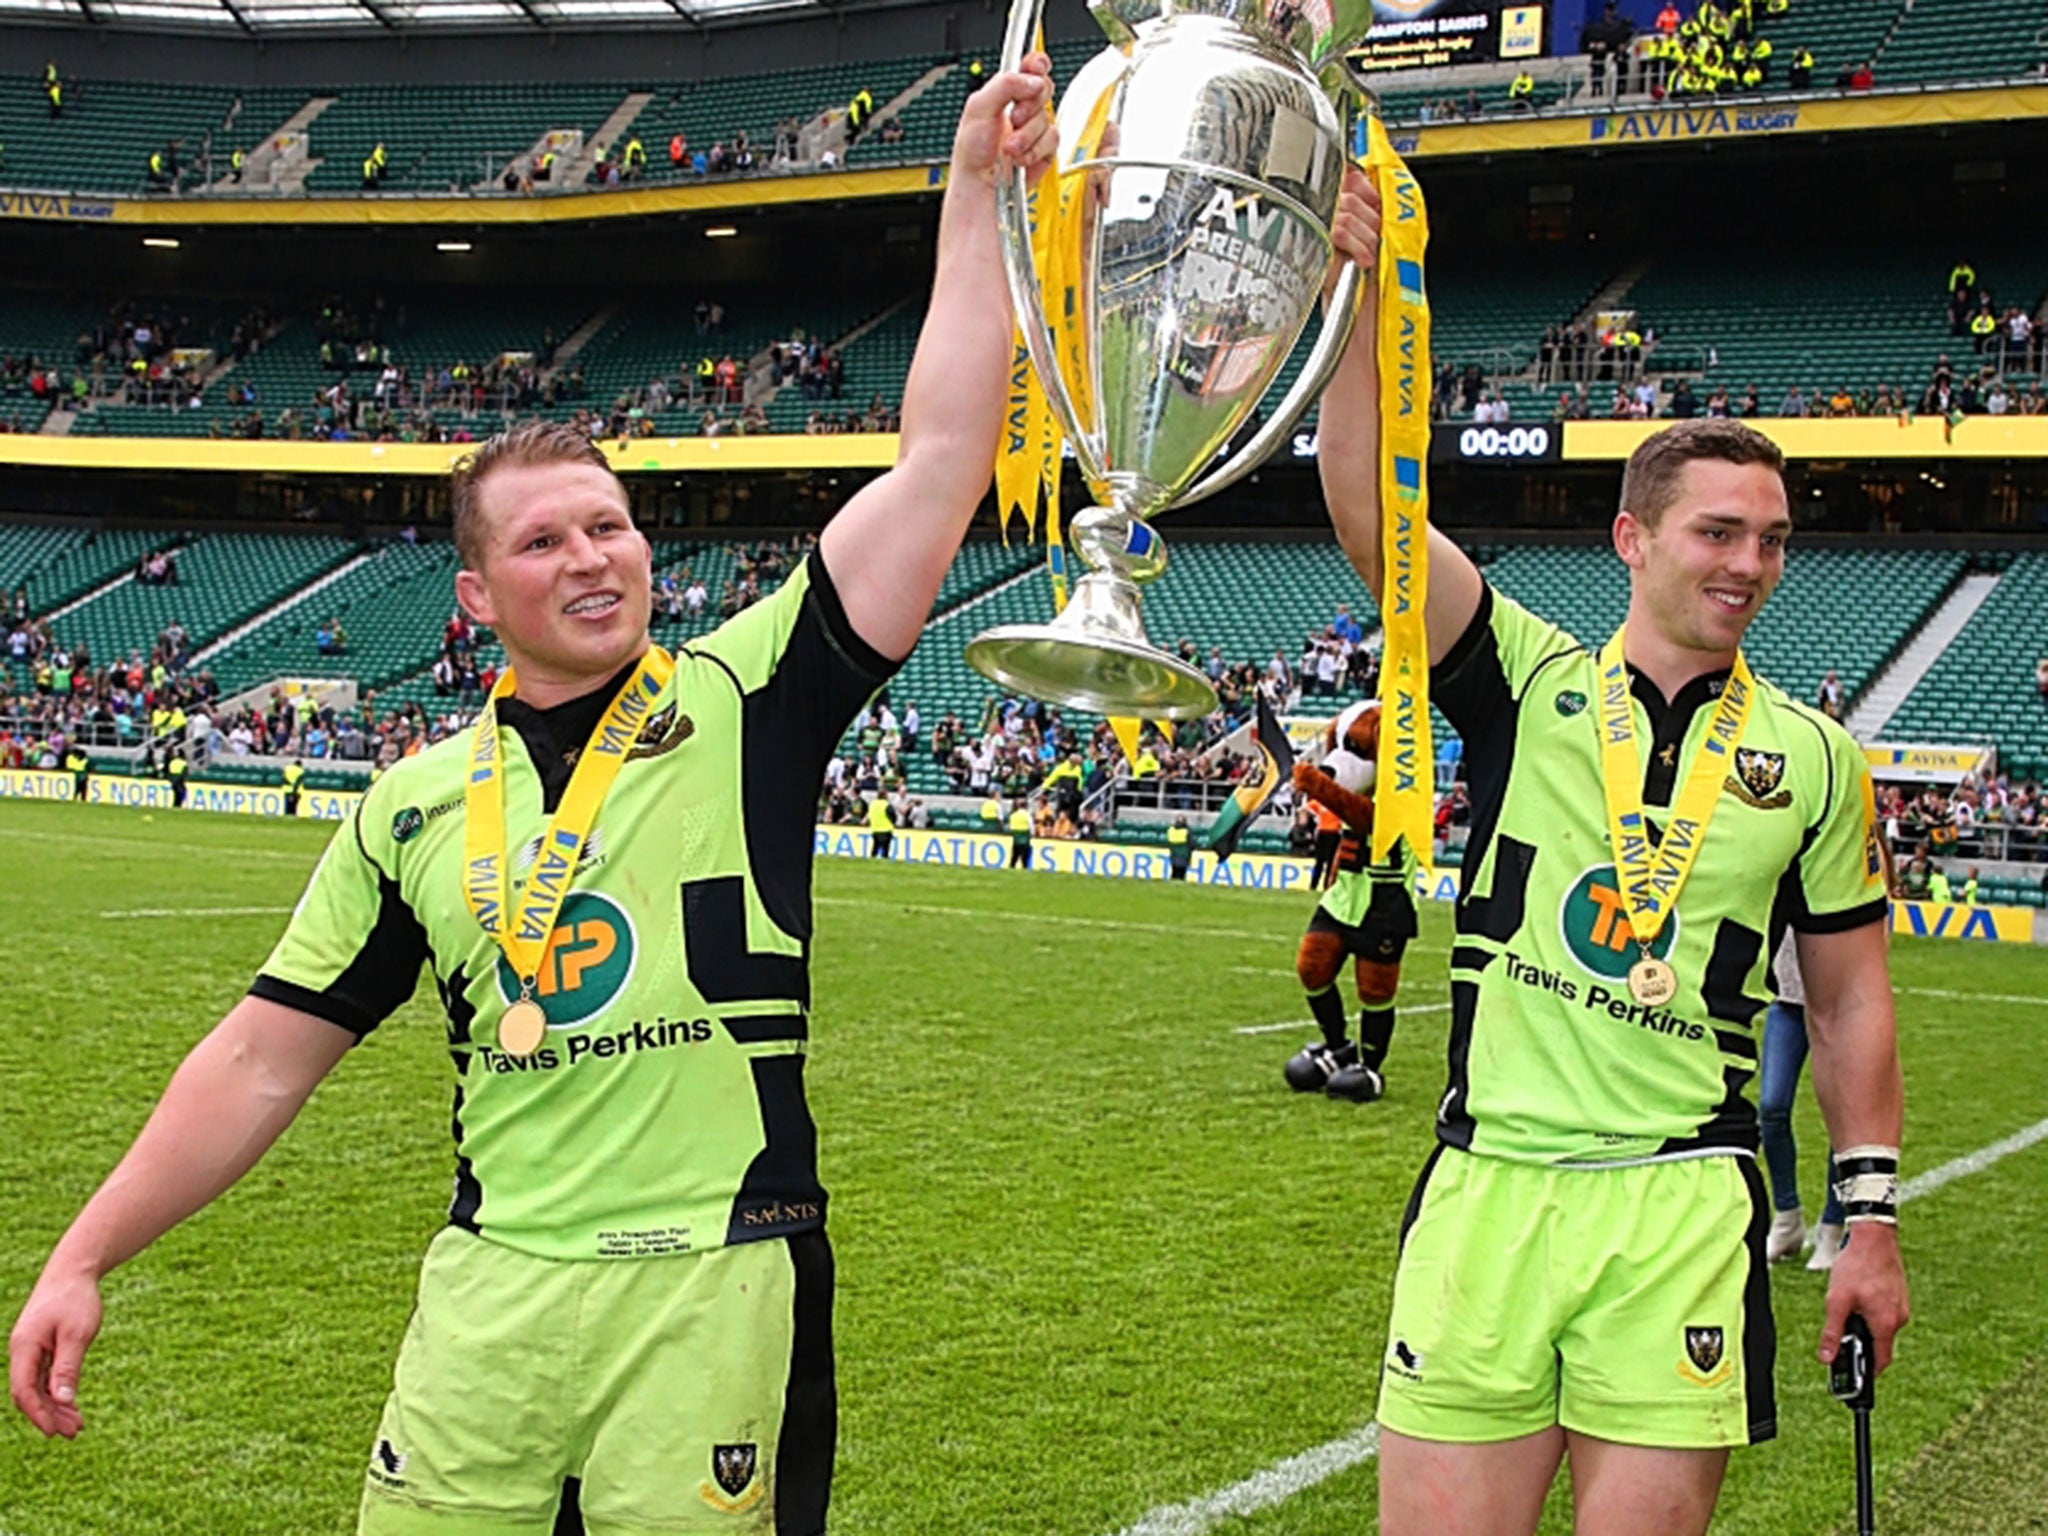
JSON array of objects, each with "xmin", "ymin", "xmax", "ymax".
[{"xmin": 965, "ymin": 0, "xmax": 1375, "ymax": 719}]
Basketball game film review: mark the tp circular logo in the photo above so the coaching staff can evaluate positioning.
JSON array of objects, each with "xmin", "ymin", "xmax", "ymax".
[
  {"xmin": 495, "ymin": 890, "xmax": 636, "ymax": 1027},
  {"xmin": 1559, "ymin": 864, "xmax": 1678, "ymax": 981}
]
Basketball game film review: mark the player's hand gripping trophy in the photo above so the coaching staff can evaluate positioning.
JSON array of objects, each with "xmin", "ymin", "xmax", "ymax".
[{"xmin": 965, "ymin": 0, "xmax": 1377, "ymax": 718}]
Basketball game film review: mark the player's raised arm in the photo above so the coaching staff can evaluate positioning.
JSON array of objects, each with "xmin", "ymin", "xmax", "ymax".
[
  {"xmin": 1316, "ymin": 164, "xmax": 1483, "ymax": 668},
  {"xmin": 818, "ymin": 56, "xmax": 1059, "ymax": 662},
  {"xmin": 8, "ymin": 997, "xmax": 351, "ymax": 1438},
  {"xmin": 1796, "ymin": 919, "xmax": 1911, "ymax": 1373}
]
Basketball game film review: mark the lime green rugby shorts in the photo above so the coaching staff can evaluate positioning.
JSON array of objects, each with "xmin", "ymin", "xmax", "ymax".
[
  {"xmin": 358, "ymin": 1226, "xmax": 834, "ymax": 1535},
  {"xmin": 1377, "ymin": 1146, "xmax": 1775, "ymax": 1449}
]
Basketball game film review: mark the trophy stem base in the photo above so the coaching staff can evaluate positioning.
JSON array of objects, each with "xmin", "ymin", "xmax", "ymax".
[{"xmin": 963, "ymin": 572, "xmax": 1219, "ymax": 720}]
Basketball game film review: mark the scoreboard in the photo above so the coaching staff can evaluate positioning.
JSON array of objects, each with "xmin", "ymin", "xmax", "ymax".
[{"xmin": 1351, "ymin": 1, "xmax": 1550, "ymax": 74}]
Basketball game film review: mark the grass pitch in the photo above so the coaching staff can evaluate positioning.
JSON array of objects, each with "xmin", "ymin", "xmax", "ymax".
[{"xmin": 2, "ymin": 797, "xmax": 2046, "ymax": 1536}]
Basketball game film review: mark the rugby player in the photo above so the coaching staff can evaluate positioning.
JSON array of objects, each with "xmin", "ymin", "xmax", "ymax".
[
  {"xmin": 1318, "ymin": 165, "xmax": 1909, "ymax": 1536},
  {"xmin": 10, "ymin": 59, "xmax": 1059, "ymax": 1536}
]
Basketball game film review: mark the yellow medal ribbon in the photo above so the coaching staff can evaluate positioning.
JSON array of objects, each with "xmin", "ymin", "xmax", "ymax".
[
  {"xmin": 1363, "ymin": 114, "xmax": 1434, "ymax": 875},
  {"xmin": 463, "ymin": 645, "xmax": 674, "ymax": 1054},
  {"xmin": 1594, "ymin": 627, "xmax": 1753, "ymax": 1001}
]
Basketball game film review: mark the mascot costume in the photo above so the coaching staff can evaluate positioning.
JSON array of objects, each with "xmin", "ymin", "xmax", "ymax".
[{"xmin": 1282, "ymin": 700, "xmax": 1419, "ymax": 1103}]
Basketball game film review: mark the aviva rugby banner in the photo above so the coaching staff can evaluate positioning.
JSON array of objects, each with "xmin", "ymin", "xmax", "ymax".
[{"xmin": 1889, "ymin": 900, "xmax": 2034, "ymax": 944}]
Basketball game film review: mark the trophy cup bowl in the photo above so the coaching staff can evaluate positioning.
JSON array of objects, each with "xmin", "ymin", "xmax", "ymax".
[{"xmin": 964, "ymin": 0, "xmax": 1374, "ymax": 720}]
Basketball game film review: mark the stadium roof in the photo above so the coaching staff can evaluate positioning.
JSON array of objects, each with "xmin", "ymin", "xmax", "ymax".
[{"xmin": 0, "ymin": 0, "xmax": 831, "ymax": 32}]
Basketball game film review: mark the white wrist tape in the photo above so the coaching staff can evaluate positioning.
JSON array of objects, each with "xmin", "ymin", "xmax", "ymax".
[{"xmin": 1832, "ymin": 1144, "xmax": 1900, "ymax": 1225}]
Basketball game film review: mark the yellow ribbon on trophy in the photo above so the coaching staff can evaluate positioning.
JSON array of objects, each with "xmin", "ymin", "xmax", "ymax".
[{"xmin": 1362, "ymin": 113, "xmax": 1435, "ymax": 872}]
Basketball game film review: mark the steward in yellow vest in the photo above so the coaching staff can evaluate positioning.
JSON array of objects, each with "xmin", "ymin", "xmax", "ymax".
[
  {"xmin": 865, "ymin": 793, "xmax": 895, "ymax": 858},
  {"xmin": 1007, "ymin": 804, "xmax": 1032, "ymax": 869},
  {"xmin": 1166, "ymin": 818, "xmax": 1192, "ymax": 880}
]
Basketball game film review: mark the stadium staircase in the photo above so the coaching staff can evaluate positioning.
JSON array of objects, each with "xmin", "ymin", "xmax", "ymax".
[
  {"xmin": 569, "ymin": 92, "xmax": 655, "ymax": 185},
  {"xmin": 206, "ymin": 96, "xmax": 336, "ymax": 194},
  {"xmin": 541, "ymin": 304, "xmax": 619, "ymax": 379},
  {"xmin": 56, "ymin": 532, "xmax": 356, "ymax": 668},
  {"xmin": 1844, "ymin": 569, "xmax": 2003, "ymax": 740},
  {"xmin": 1887, "ymin": 553, "xmax": 2048, "ymax": 780},
  {"xmin": 191, "ymin": 547, "xmax": 379, "ymax": 667}
]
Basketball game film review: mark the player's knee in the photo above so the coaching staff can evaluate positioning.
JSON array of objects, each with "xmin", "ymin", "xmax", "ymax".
[
  {"xmin": 1355, "ymin": 959, "xmax": 1400, "ymax": 1006},
  {"xmin": 1297, "ymin": 934, "xmax": 1341, "ymax": 991}
]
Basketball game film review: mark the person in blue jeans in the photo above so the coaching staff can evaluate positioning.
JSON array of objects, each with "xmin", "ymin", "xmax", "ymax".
[{"xmin": 1759, "ymin": 930, "xmax": 1845, "ymax": 1269}]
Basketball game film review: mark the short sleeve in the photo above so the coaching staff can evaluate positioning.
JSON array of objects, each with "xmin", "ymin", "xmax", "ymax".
[
  {"xmin": 1431, "ymin": 583, "xmax": 1583, "ymax": 756},
  {"xmin": 688, "ymin": 550, "xmax": 896, "ymax": 767},
  {"xmin": 1787, "ymin": 723, "xmax": 1890, "ymax": 933},
  {"xmin": 249, "ymin": 807, "xmax": 430, "ymax": 1037}
]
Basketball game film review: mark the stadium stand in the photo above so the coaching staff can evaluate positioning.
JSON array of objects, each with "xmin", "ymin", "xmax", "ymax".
[
  {"xmin": 0, "ymin": 73, "xmax": 245, "ymax": 192},
  {"xmin": 638, "ymin": 53, "xmax": 950, "ymax": 174},
  {"xmin": 1622, "ymin": 242, "xmax": 2045, "ymax": 413},
  {"xmin": 206, "ymin": 540, "xmax": 457, "ymax": 696},
  {"xmin": 1872, "ymin": 0, "xmax": 2047, "ymax": 85},
  {"xmin": 7, "ymin": 0, "xmax": 2048, "ymax": 203},
  {"xmin": 55, "ymin": 532, "xmax": 355, "ymax": 665},
  {"xmin": 1887, "ymin": 552, "xmax": 2048, "ymax": 781},
  {"xmin": 4, "ymin": 525, "xmax": 167, "ymax": 610},
  {"xmin": 300, "ymin": 81, "xmax": 628, "ymax": 194}
]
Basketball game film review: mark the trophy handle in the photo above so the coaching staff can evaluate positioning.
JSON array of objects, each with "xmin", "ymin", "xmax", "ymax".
[
  {"xmin": 1175, "ymin": 258, "xmax": 1363, "ymax": 509},
  {"xmin": 994, "ymin": 0, "xmax": 1112, "ymax": 489}
]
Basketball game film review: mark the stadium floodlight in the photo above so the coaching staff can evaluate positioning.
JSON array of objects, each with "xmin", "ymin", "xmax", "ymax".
[
  {"xmin": 703, "ymin": 225, "xmax": 738, "ymax": 238},
  {"xmin": 437, "ymin": 241, "xmax": 474, "ymax": 252},
  {"xmin": 142, "ymin": 237, "xmax": 182, "ymax": 249}
]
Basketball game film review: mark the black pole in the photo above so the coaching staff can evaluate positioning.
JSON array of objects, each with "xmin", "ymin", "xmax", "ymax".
[
  {"xmin": 1833, "ymin": 1313, "xmax": 1878, "ymax": 1536},
  {"xmin": 1854, "ymin": 1405, "xmax": 1875, "ymax": 1536}
]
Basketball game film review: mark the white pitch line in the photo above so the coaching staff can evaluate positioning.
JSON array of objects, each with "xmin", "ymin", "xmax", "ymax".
[
  {"xmin": 1233, "ymin": 1003, "xmax": 1452, "ymax": 1036},
  {"xmin": 6, "ymin": 827, "xmax": 312, "ymax": 863},
  {"xmin": 1099, "ymin": 1115, "xmax": 2048, "ymax": 1536},
  {"xmin": 1897, "ymin": 986, "xmax": 2048, "ymax": 1009},
  {"xmin": 816, "ymin": 896, "xmax": 1287, "ymax": 946},
  {"xmin": 1900, "ymin": 1114, "xmax": 2048, "ymax": 1203},
  {"xmin": 98, "ymin": 905, "xmax": 296, "ymax": 919},
  {"xmin": 1110, "ymin": 1424, "xmax": 1381, "ymax": 1536}
]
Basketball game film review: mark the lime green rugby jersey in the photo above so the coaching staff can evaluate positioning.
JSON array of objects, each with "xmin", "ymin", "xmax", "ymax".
[
  {"xmin": 252, "ymin": 555, "xmax": 893, "ymax": 1261},
  {"xmin": 1434, "ymin": 585, "xmax": 1887, "ymax": 1166}
]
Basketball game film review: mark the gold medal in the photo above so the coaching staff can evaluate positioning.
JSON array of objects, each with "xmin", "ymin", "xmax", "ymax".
[
  {"xmin": 498, "ymin": 998, "xmax": 548, "ymax": 1057},
  {"xmin": 1628, "ymin": 955, "xmax": 1678, "ymax": 1007}
]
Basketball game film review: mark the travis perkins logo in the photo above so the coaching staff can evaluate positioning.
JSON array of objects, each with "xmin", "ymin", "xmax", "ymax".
[{"xmin": 700, "ymin": 1442, "xmax": 764, "ymax": 1513}]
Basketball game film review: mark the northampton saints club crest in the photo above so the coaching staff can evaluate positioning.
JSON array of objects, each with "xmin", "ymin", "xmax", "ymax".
[
  {"xmin": 1685, "ymin": 1326, "xmax": 1725, "ymax": 1374},
  {"xmin": 629, "ymin": 701, "xmax": 695, "ymax": 761},
  {"xmin": 1727, "ymin": 747, "xmax": 1792, "ymax": 809},
  {"xmin": 713, "ymin": 1443, "xmax": 757, "ymax": 1497}
]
